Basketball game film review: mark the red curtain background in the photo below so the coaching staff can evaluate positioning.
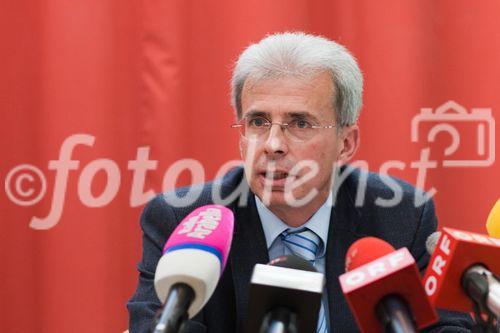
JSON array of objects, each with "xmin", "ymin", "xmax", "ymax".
[{"xmin": 1, "ymin": 1, "xmax": 498, "ymax": 332}]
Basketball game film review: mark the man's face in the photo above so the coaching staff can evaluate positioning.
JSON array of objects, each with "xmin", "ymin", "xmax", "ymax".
[{"xmin": 239, "ymin": 71, "xmax": 353, "ymax": 209}]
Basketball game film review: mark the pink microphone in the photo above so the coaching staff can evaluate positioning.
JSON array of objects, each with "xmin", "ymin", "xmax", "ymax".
[{"xmin": 153, "ymin": 205, "xmax": 234, "ymax": 333}]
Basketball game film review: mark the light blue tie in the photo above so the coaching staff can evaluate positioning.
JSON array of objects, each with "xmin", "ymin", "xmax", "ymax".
[{"xmin": 281, "ymin": 228, "xmax": 328, "ymax": 333}]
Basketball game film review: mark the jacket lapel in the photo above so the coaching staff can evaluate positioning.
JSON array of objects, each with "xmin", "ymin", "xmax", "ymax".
[
  {"xmin": 230, "ymin": 193, "xmax": 269, "ymax": 333},
  {"xmin": 325, "ymin": 170, "xmax": 367, "ymax": 332}
]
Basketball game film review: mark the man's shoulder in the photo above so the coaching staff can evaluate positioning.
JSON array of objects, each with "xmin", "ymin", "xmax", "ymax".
[
  {"xmin": 338, "ymin": 165, "xmax": 437, "ymax": 250},
  {"xmin": 339, "ymin": 165, "xmax": 428, "ymax": 209},
  {"xmin": 344, "ymin": 165, "xmax": 420, "ymax": 193},
  {"xmin": 145, "ymin": 166, "xmax": 247, "ymax": 218},
  {"xmin": 138, "ymin": 167, "xmax": 247, "ymax": 247}
]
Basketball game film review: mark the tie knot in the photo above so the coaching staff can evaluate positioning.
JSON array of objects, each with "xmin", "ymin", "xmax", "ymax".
[{"xmin": 281, "ymin": 228, "xmax": 321, "ymax": 262}]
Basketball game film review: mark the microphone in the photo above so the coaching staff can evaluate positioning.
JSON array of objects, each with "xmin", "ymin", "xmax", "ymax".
[
  {"xmin": 486, "ymin": 199, "xmax": 500, "ymax": 238},
  {"xmin": 425, "ymin": 231, "xmax": 441, "ymax": 256},
  {"xmin": 423, "ymin": 228, "xmax": 500, "ymax": 316},
  {"xmin": 345, "ymin": 236, "xmax": 396, "ymax": 272},
  {"xmin": 339, "ymin": 237, "xmax": 438, "ymax": 333},
  {"xmin": 486, "ymin": 199, "xmax": 500, "ymax": 331},
  {"xmin": 153, "ymin": 205, "xmax": 234, "ymax": 333},
  {"xmin": 246, "ymin": 255, "xmax": 325, "ymax": 333},
  {"xmin": 423, "ymin": 228, "xmax": 500, "ymax": 332}
]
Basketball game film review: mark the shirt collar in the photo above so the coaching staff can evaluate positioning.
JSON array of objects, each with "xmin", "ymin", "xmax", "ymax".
[{"xmin": 255, "ymin": 192, "xmax": 333, "ymax": 257}]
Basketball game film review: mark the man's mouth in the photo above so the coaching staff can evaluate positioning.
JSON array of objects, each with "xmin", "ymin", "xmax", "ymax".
[
  {"xmin": 257, "ymin": 170, "xmax": 298, "ymax": 188},
  {"xmin": 261, "ymin": 171, "xmax": 289, "ymax": 180}
]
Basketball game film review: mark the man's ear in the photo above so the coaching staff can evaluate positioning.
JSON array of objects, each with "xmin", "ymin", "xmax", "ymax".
[{"xmin": 336, "ymin": 124, "xmax": 360, "ymax": 165}]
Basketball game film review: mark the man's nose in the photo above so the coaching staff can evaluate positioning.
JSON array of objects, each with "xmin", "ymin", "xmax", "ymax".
[{"xmin": 263, "ymin": 123, "xmax": 288, "ymax": 156}]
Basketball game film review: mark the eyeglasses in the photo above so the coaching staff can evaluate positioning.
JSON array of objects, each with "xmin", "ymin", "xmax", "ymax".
[{"xmin": 231, "ymin": 115, "xmax": 336, "ymax": 143}]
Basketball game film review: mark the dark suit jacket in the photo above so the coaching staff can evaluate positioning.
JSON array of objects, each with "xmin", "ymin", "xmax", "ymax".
[{"xmin": 127, "ymin": 166, "xmax": 472, "ymax": 332}]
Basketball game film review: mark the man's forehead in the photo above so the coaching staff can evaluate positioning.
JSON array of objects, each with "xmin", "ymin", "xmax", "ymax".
[
  {"xmin": 243, "ymin": 71, "xmax": 334, "ymax": 91},
  {"xmin": 241, "ymin": 72, "xmax": 335, "ymax": 107},
  {"xmin": 244, "ymin": 109, "xmax": 320, "ymax": 121},
  {"xmin": 241, "ymin": 77, "xmax": 336, "ymax": 122}
]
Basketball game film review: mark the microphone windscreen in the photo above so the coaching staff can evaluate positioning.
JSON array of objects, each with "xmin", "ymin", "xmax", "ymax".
[
  {"xmin": 425, "ymin": 231, "xmax": 441, "ymax": 255},
  {"xmin": 345, "ymin": 237, "xmax": 395, "ymax": 272},
  {"xmin": 269, "ymin": 255, "xmax": 317, "ymax": 272},
  {"xmin": 486, "ymin": 199, "xmax": 500, "ymax": 238},
  {"xmin": 162, "ymin": 204, "xmax": 234, "ymax": 269}
]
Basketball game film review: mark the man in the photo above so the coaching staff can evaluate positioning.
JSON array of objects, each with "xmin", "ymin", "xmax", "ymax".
[{"xmin": 128, "ymin": 32, "xmax": 472, "ymax": 332}]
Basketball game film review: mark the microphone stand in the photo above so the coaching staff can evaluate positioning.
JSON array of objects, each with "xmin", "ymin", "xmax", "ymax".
[
  {"xmin": 152, "ymin": 283, "xmax": 195, "ymax": 333},
  {"xmin": 462, "ymin": 266, "xmax": 500, "ymax": 333},
  {"xmin": 375, "ymin": 295, "xmax": 418, "ymax": 333},
  {"xmin": 260, "ymin": 307, "xmax": 298, "ymax": 333}
]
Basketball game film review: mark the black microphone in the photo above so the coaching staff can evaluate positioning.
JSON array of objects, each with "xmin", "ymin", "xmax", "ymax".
[{"xmin": 246, "ymin": 255, "xmax": 325, "ymax": 333}]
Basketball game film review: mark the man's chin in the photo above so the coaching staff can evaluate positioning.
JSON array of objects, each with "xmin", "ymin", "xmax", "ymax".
[
  {"xmin": 254, "ymin": 190, "xmax": 311, "ymax": 209},
  {"xmin": 257, "ymin": 194, "xmax": 286, "ymax": 208}
]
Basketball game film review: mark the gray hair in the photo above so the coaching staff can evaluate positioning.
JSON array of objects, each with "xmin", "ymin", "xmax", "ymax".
[{"xmin": 231, "ymin": 32, "xmax": 363, "ymax": 127}]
